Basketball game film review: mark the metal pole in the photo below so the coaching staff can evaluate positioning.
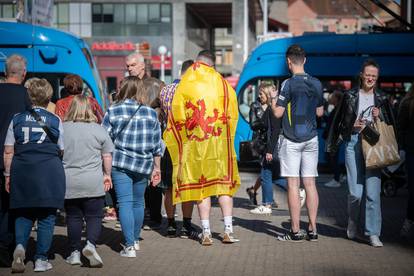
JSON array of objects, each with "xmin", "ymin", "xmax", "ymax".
[
  {"xmin": 243, "ymin": 0, "xmax": 248, "ymax": 62},
  {"xmin": 263, "ymin": 0, "xmax": 268, "ymax": 36},
  {"xmin": 408, "ymin": 0, "xmax": 412, "ymax": 24},
  {"xmin": 160, "ymin": 53, "xmax": 165, "ymax": 82}
]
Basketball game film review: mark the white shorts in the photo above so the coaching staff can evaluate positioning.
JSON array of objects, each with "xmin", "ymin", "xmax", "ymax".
[{"xmin": 279, "ymin": 136, "xmax": 319, "ymax": 177}]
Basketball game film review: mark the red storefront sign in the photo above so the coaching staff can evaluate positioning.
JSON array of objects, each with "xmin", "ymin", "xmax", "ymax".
[
  {"xmin": 151, "ymin": 55, "xmax": 172, "ymax": 70},
  {"xmin": 92, "ymin": 41, "xmax": 136, "ymax": 51}
]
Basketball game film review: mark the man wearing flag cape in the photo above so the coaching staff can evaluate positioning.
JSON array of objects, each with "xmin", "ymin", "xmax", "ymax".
[{"xmin": 164, "ymin": 50, "xmax": 240, "ymax": 245}]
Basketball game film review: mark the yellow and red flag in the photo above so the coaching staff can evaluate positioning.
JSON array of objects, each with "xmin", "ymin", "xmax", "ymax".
[{"xmin": 164, "ymin": 62, "xmax": 240, "ymax": 205}]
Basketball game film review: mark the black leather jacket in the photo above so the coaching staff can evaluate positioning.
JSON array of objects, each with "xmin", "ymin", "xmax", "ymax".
[{"xmin": 326, "ymin": 88, "xmax": 395, "ymax": 153}]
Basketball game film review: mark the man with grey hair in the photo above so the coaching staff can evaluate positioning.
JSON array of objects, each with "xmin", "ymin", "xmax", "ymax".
[
  {"xmin": 125, "ymin": 52, "xmax": 147, "ymax": 79},
  {"xmin": 0, "ymin": 54, "xmax": 31, "ymax": 266}
]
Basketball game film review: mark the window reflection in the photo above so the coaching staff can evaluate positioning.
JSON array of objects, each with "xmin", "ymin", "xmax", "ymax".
[{"xmin": 238, "ymin": 78, "xmax": 279, "ymax": 123}]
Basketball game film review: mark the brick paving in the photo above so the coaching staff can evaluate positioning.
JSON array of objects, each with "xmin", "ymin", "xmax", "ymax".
[{"xmin": 1, "ymin": 172, "xmax": 413, "ymax": 276}]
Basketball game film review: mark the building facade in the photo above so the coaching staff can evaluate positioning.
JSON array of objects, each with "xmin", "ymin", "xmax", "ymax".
[{"xmin": 1, "ymin": 0, "xmax": 263, "ymax": 92}]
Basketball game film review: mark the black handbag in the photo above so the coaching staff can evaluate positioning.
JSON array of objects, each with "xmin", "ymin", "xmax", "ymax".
[
  {"xmin": 359, "ymin": 105, "xmax": 380, "ymax": 146},
  {"xmin": 239, "ymin": 133, "xmax": 266, "ymax": 162}
]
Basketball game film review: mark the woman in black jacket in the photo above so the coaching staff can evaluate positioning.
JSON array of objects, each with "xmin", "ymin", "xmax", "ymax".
[
  {"xmin": 248, "ymin": 83, "xmax": 286, "ymax": 215},
  {"xmin": 326, "ymin": 59, "xmax": 394, "ymax": 247},
  {"xmin": 398, "ymin": 85, "xmax": 414, "ymax": 238}
]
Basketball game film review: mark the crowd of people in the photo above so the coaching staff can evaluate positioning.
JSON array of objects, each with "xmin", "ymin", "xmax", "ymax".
[{"xmin": 0, "ymin": 43, "xmax": 413, "ymax": 274}]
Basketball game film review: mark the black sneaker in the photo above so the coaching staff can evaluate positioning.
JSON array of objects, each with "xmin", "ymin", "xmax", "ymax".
[
  {"xmin": 180, "ymin": 226, "xmax": 200, "ymax": 240},
  {"xmin": 246, "ymin": 187, "xmax": 258, "ymax": 205},
  {"xmin": 166, "ymin": 225, "xmax": 177, "ymax": 237},
  {"xmin": 143, "ymin": 221, "xmax": 162, "ymax": 231},
  {"xmin": 277, "ymin": 231, "xmax": 305, "ymax": 242},
  {"xmin": 307, "ymin": 230, "xmax": 318, "ymax": 242}
]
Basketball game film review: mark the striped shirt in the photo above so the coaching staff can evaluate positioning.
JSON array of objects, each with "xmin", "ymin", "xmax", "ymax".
[{"xmin": 102, "ymin": 99, "xmax": 162, "ymax": 175}]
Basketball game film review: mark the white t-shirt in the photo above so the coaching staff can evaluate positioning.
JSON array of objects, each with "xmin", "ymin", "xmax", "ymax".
[{"xmin": 357, "ymin": 89, "xmax": 375, "ymax": 123}]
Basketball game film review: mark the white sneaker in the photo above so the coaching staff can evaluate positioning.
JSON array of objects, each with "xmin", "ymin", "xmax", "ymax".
[
  {"xmin": 369, "ymin": 235, "xmax": 383, "ymax": 247},
  {"xmin": 299, "ymin": 188, "xmax": 306, "ymax": 208},
  {"xmin": 340, "ymin": 174, "xmax": 347, "ymax": 184},
  {"xmin": 134, "ymin": 240, "xmax": 140, "ymax": 251},
  {"xmin": 65, "ymin": 250, "xmax": 81, "ymax": 265},
  {"xmin": 11, "ymin": 244, "xmax": 25, "ymax": 273},
  {"xmin": 120, "ymin": 245, "xmax": 136, "ymax": 258},
  {"xmin": 34, "ymin": 259, "xmax": 52, "ymax": 272},
  {"xmin": 347, "ymin": 219, "xmax": 357, "ymax": 239},
  {"xmin": 82, "ymin": 241, "xmax": 103, "ymax": 267},
  {"xmin": 324, "ymin": 179, "xmax": 340, "ymax": 188},
  {"xmin": 249, "ymin": 205, "xmax": 272, "ymax": 215}
]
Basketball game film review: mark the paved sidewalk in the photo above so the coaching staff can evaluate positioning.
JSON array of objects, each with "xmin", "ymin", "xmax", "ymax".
[{"xmin": 1, "ymin": 172, "xmax": 413, "ymax": 276}]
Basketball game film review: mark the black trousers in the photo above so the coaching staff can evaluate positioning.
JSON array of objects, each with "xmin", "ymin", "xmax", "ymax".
[
  {"xmin": 64, "ymin": 197, "xmax": 104, "ymax": 252},
  {"xmin": 0, "ymin": 174, "xmax": 14, "ymax": 251},
  {"xmin": 145, "ymin": 185, "xmax": 162, "ymax": 223},
  {"xmin": 406, "ymin": 152, "xmax": 414, "ymax": 221}
]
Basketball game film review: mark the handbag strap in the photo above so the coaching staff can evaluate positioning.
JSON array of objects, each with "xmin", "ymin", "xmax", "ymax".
[
  {"xmin": 113, "ymin": 104, "xmax": 142, "ymax": 142},
  {"xmin": 359, "ymin": 105, "xmax": 375, "ymax": 120},
  {"xmin": 29, "ymin": 109, "xmax": 58, "ymax": 144}
]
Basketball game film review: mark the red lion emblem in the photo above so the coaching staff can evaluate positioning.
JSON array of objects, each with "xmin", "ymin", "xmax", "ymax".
[{"xmin": 183, "ymin": 99, "xmax": 223, "ymax": 141}]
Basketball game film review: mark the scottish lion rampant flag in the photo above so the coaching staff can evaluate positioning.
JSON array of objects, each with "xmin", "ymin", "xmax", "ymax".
[{"xmin": 164, "ymin": 62, "xmax": 240, "ymax": 205}]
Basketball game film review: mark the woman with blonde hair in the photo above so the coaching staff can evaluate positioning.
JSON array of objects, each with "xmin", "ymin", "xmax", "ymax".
[
  {"xmin": 63, "ymin": 95, "xmax": 114, "ymax": 267},
  {"xmin": 102, "ymin": 76, "xmax": 162, "ymax": 257},
  {"xmin": 25, "ymin": 77, "xmax": 55, "ymax": 113},
  {"xmin": 248, "ymin": 82, "xmax": 291, "ymax": 215}
]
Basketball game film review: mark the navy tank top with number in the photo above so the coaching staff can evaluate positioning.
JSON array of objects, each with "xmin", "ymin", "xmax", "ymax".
[{"xmin": 10, "ymin": 108, "xmax": 65, "ymax": 209}]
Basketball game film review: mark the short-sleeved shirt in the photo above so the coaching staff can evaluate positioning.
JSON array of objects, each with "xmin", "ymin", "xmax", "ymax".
[
  {"xmin": 0, "ymin": 83, "xmax": 31, "ymax": 170},
  {"xmin": 276, "ymin": 73, "xmax": 323, "ymax": 142},
  {"xmin": 63, "ymin": 122, "xmax": 114, "ymax": 199},
  {"xmin": 4, "ymin": 107, "xmax": 65, "ymax": 209},
  {"xmin": 160, "ymin": 79, "xmax": 180, "ymax": 118}
]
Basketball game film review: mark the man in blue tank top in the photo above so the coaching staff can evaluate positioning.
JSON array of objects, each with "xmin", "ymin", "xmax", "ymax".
[{"xmin": 270, "ymin": 44, "xmax": 324, "ymax": 242}]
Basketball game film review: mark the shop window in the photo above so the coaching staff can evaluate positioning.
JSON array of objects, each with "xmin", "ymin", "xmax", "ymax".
[
  {"xmin": 160, "ymin": 4, "xmax": 171, "ymax": 23},
  {"xmin": 1, "ymin": 4, "xmax": 15, "ymax": 18},
  {"xmin": 106, "ymin": 77, "xmax": 117, "ymax": 94},
  {"xmin": 92, "ymin": 4, "xmax": 102, "ymax": 22},
  {"xmin": 148, "ymin": 4, "xmax": 160, "ymax": 23},
  {"xmin": 137, "ymin": 4, "xmax": 148, "ymax": 24},
  {"xmin": 102, "ymin": 4, "xmax": 113, "ymax": 23},
  {"xmin": 57, "ymin": 3, "xmax": 69, "ymax": 24},
  {"xmin": 114, "ymin": 4, "xmax": 124, "ymax": 24},
  {"xmin": 126, "ymin": 4, "xmax": 136, "ymax": 24}
]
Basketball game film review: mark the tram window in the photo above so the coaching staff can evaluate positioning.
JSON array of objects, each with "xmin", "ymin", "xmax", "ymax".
[
  {"xmin": 238, "ymin": 78, "xmax": 280, "ymax": 123},
  {"xmin": 24, "ymin": 73, "xmax": 95, "ymax": 103}
]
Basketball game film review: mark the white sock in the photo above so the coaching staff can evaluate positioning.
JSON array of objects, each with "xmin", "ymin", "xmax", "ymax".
[
  {"xmin": 201, "ymin": 219, "xmax": 211, "ymax": 234},
  {"xmin": 224, "ymin": 216, "xmax": 233, "ymax": 233}
]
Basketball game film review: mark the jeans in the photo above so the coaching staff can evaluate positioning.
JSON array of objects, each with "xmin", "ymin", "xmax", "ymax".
[
  {"xmin": 14, "ymin": 208, "xmax": 56, "ymax": 261},
  {"xmin": 345, "ymin": 134, "xmax": 381, "ymax": 236},
  {"xmin": 405, "ymin": 152, "xmax": 414, "ymax": 221},
  {"xmin": 261, "ymin": 160, "xmax": 287, "ymax": 205},
  {"xmin": 112, "ymin": 168, "xmax": 148, "ymax": 247},
  {"xmin": 65, "ymin": 197, "xmax": 104, "ymax": 252}
]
